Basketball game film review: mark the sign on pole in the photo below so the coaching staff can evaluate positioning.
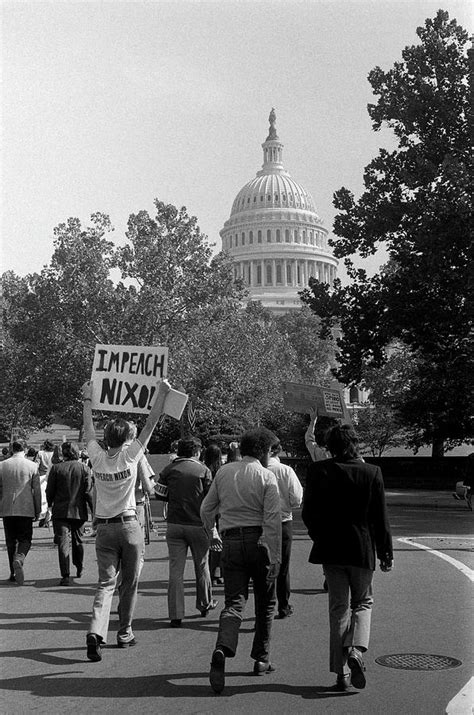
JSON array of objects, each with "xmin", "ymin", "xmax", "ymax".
[
  {"xmin": 282, "ymin": 382, "xmax": 351, "ymax": 422},
  {"xmin": 91, "ymin": 344, "xmax": 168, "ymax": 415}
]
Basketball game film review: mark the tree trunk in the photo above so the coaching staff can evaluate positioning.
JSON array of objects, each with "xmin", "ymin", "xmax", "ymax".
[{"xmin": 431, "ymin": 437, "xmax": 445, "ymax": 457}]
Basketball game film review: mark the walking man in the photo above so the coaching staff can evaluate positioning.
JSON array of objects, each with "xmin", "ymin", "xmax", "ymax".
[
  {"xmin": 267, "ymin": 439, "xmax": 303, "ymax": 619},
  {"xmin": 46, "ymin": 441, "xmax": 94, "ymax": 585},
  {"xmin": 302, "ymin": 424, "xmax": 393, "ymax": 691},
  {"xmin": 82, "ymin": 378, "xmax": 170, "ymax": 662},
  {"xmin": 0, "ymin": 441, "xmax": 41, "ymax": 584},
  {"xmin": 201, "ymin": 427, "xmax": 281, "ymax": 694},
  {"xmin": 155, "ymin": 436, "xmax": 217, "ymax": 627}
]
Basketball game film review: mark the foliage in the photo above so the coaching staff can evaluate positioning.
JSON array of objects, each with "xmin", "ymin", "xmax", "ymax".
[{"xmin": 301, "ymin": 11, "xmax": 473, "ymax": 455}]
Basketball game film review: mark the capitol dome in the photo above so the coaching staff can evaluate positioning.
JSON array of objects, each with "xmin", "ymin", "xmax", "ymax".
[{"xmin": 220, "ymin": 109, "xmax": 338, "ymax": 313}]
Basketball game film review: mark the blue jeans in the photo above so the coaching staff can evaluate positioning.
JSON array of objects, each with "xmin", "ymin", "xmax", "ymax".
[
  {"xmin": 166, "ymin": 523, "xmax": 212, "ymax": 619},
  {"xmin": 323, "ymin": 564, "xmax": 374, "ymax": 675},
  {"xmin": 89, "ymin": 518, "xmax": 144, "ymax": 643},
  {"xmin": 52, "ymin": 518, "xmax": 85, "ymax": 577},
  {"xmin": 216, "ymin": 527, "xmax": 276, "ymax": 662}
]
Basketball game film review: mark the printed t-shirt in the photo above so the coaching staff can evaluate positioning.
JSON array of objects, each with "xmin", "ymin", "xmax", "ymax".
[{"xmin": 87, "ymin": 439, "xmax": 144, "ymax": 518}]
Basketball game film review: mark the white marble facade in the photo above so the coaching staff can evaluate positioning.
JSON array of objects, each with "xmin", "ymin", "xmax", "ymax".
[{"xmin": 220, "ymin": 109, "xmax": 338, "ymax": 313}]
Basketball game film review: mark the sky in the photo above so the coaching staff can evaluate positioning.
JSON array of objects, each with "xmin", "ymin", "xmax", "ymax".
[{"xmin": 2, "ymin": 0, "xmax": 472, "ymax": 285}]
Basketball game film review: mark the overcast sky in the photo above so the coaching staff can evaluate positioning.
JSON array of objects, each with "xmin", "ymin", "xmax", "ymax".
[{"xmin": 2, "ymin": 0, "xmax": 471, "ymax": 284}]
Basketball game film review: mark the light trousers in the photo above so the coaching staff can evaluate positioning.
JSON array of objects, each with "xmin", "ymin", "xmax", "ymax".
[
  {"xmin": 166, "ymin": 523, "xmax": 212, "ymax": 620},
  {"xmin": 89, "ymin": 519, "xmax": 144, "ymax": 643},
  {"xmin": 323, "ymin": 564, "xmax": 374, "ymax": 675}
]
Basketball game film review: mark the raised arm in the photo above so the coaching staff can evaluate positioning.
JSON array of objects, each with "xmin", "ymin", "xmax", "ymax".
[
  {"xmin": 137, "ymin": 380, "xmax": 171, "ymax": 448},
  {"xmin": 81, "ymin": 381, "xmax": 96, "ymax": 444}
]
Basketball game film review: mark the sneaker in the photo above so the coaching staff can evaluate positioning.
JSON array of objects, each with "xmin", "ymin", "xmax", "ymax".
[
  {"xmin": 253, "ymin": 660, "xmax": 276, "ymax": 675},
  {"xmin": 117, "ymin": 633, "xmax": 137, "ymax": 648},
  {"xmin": 348, "ymin": 648, "xmax": 366, "ymax": 689},
  {"xmin": 13, "ymin": 558, "xmax": 24, "ymax": 586},
  {"xmin": 209, "ymin": 649, "xmax": 225, "ymax": 694},
  {"xmin": 86, "ymin": 633, "xmax": 102, "ymax": 662},
  {"xmin": 200, "ymin": 599, "xmax": 219, "ymax": 617}
]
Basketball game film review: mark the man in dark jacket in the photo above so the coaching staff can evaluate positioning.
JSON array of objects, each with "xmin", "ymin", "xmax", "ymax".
[
  {"xmin": 302, "ymin": 424, "xmax": 392, "ymax": 692},
  {"xmin": 46, "ymin": 442, "xmax": 94, "ymax": 585}
]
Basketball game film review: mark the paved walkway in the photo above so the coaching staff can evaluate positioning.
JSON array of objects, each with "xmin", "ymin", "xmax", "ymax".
[{"xmin": 1, "ymin": 493, "xmax": 473, "ymax": 714}]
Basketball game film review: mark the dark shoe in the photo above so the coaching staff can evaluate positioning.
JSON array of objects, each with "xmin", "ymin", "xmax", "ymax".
[
  {"xmin": 8, "ymin": 575, "xmax": 15, "ymax": 583},
  {"xmin": 275, "ymin": 604, "xmax": 294, "ymax": 619},
  {"xmin": 117, "ymin": 633, "xmax": 137, "ymax": 648},
  {"xmin": 334, "ymin": 674, "xmax": 352, "ymax": 692},
  {"xmin": 200, "ymin": 599, "xmax": 219, "ymax": 617},
  {"xmin": 348, "ymin": 648, "xmax": 366, "ymax": 689},
  {"xmin": 86, "ymin": 633, "xmax": 102, "ymax": 662},
  {"xmin": 212, "ymin": 577, "xmax": 224, "ymax": 585},
  {"xmin": 253, "ymin": 660, "xmax": 276, "ymax": 675},
  {"xmin": 13, "ymin": 558, "xmax": 24, "ymax": 586},
  {"xmin": 209, "ymin": 649, "xmax": 225, "ymax": 694},
  {"xmin": 59, "ymin": 577, "xmax": 71, "ymax": 586},
  {"xmin": 76, "ymin": 567, "xmax": 83, "ymax": 578},
  {"xmin": 170, "ymin": 619, "xmax": 182, "ymax": 628}
]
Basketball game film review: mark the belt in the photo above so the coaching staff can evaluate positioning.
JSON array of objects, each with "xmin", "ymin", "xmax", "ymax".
[
  {"xmin": 96, "ymin": 514, "xmax": 137, "ymax": 524},
  {"xmin": 221, "ymin": 526, "xmax": 262, "ymax": 538}
]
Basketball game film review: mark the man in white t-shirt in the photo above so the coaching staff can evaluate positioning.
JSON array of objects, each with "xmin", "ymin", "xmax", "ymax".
[{"xmin": 82, "ymin": 379, "xmax": 170, "ymax": 662}]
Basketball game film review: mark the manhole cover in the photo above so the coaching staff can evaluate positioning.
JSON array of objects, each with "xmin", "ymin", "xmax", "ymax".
[{"xmin": 376, "ymin": 654, "xmax": 462, "ymax": 670}]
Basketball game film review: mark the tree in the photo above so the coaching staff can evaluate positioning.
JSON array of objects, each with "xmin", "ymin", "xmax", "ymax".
[
  {"xmin": 301, "ymin": 11, "xmax": 473, "ymax": 456},
  {"xmin": 2, "ymin": 204, "xmax": 245, "ymax": 436}
]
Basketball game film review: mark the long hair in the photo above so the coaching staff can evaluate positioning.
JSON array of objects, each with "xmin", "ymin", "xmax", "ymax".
[
  {"xmin": 326, "ymin": 424, "xmax": 359, "ymax": 461},
  {"xmin": 203, "ymin": 444, "xmax": 222, "ymax": 477}
]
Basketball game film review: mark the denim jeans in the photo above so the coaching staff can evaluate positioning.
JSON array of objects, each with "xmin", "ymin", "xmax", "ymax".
[
  {"xmin": 89, "ymin": 518, "xmax": 144, "ymax": 643},
  {"xmin": 52, "ymin": 518, "xmax": 85, "ymax": 577},
  {"xmin": 3, "ymin": 517, "xmax": 33, "ymax": 575},
  {"xmin": 276, "ymin": 520, "xmax": 293, "ymax": 612},
  {"xmin": 323, "ymin": 564, "xmax": 374, "ymax": 675},
  {"xmin": 216, "ymin": 527, "xmax": 276, "ymax": 662},
  {"xmin": 166, "ymin": 523, "xmax": 212, "ymax": 619}
]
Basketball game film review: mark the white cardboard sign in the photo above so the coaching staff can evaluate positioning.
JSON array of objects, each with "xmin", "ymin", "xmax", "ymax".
[{"xmin": 91, "ymin": 344, "xmax": 168, "ymax": 414}]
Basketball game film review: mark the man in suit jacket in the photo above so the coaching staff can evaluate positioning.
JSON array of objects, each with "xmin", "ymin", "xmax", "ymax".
[
  {"xmin": 302, "ymin": 424, "xmax": 393, "ymax": 692},
  {"xmin": 0, "ymin": 441, "xmax": 41, "ymax": 585}
]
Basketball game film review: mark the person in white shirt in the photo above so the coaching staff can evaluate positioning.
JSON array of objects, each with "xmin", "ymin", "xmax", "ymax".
[
  {"xmin": 201, "ymin": 427, "xmax": 281, "ymax": 694},
  {"xmin": 267, "ymin": 439, "xmax": 303, "ymax": 619},
  {"xmin": 81, "ymin": 379, "xmax": 170, "ymax": 662}
]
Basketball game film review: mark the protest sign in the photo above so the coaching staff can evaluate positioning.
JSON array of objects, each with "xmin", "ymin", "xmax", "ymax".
[
  {"xmin": 91, "ymin": 344, "xmax": 168, "ymax": 414},
  {"xmin": 282, "ymin": 382, "xmax": 351, "ymax": 422}
]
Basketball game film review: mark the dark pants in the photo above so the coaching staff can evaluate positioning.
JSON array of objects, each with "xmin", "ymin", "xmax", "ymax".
[
  {"xmin": 52, "ymin": 518, "xmax": 85, "ymax": 577},
  {"xmin": 276, "ymin": 519, "xmax": 293, "ymax": 612},
  {"xmin": 3, "ymin": 516, "xmax": 33, "ymax": 576},
  {"xmin": 216, "ymin": 527, "xmax": 276, "ymax": 662}
]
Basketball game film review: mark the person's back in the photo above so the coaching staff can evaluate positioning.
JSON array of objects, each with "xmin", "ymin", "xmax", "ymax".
[
  {"xmin": 160, "ymin": 456, "xmax": 212, "ymax": 525},
  {"xmin": 0, "ymin": 448, "xmax": 40, "ymax": 517}
]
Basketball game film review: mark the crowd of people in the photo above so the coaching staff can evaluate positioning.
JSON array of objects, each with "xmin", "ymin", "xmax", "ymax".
[{"xmin": 0, "ymin": 379, "xmax": 395, "ymax": 694}]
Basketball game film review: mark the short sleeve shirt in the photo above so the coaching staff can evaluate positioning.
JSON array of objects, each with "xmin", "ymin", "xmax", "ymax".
[{"xmin": 87, "ymin": 439, "xmax": 144, "ymax": 518}]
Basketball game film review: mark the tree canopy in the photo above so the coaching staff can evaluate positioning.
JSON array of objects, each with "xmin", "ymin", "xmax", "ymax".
[
  {"xmin": 301, "ymin": 10, "xmax": 473, "ymax": 455},
  {"xmin": 2, "ymin": 201, "xmax": 335, "ymax": 450}
]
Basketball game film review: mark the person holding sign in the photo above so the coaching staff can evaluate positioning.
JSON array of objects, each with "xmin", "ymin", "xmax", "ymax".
[{"xmin": 82, "ymin": 378, "xmax": 170, "ymax": 663}]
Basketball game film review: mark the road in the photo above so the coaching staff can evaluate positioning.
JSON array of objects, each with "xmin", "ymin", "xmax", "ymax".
[{"xmin": 0, "ymin": 494, "xmax": 473, "ymax": 714}]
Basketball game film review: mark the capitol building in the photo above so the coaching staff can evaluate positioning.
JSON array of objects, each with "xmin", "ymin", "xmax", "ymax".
[{"xmin": 220, "ymin": 109, "xmax": 338, "ymax": 313}]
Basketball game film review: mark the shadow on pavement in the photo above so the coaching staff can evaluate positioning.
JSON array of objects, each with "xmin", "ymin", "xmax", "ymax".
[{"xmin": 0, "ymin": 670, "xmax": 359, "ymax": 700}]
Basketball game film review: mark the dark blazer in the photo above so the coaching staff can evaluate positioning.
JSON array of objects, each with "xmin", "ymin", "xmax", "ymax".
[
  {"xmin": 302, "ymin": 458, "xmax": 392, "ymax": 570},
  {"xmin": 46, "ymin": 460, "xmax": 93, "ymax": 521}
]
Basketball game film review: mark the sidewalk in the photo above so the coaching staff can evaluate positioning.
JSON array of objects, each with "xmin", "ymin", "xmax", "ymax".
[{"xmin": 385, "ymin": 489, "xmax": 469, "ymax": 510}]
